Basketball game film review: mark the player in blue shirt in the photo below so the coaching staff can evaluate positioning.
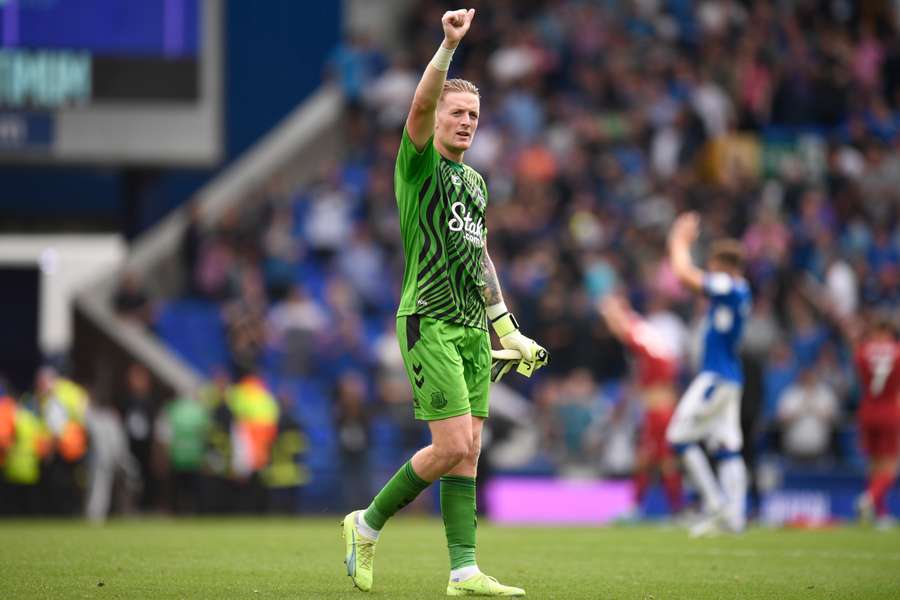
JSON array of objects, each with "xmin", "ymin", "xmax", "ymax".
[{"xmin": 665, "ymin": 212, "xmax": 752, "ymax": 536}]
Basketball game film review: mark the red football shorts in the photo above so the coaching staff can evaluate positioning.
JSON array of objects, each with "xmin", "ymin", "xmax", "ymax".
[{"xmin": 860, "ymin": 419, "xmax": 900, "ymax": 460}]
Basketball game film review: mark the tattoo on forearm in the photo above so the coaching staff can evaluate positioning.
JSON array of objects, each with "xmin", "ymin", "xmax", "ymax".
[{"xmin": 480, "ymin": 251, "xmax": 503, "ymax": 306}]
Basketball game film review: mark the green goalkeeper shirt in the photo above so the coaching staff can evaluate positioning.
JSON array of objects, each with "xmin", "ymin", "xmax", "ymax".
[{"xmin": 394, "ymin": 128, "xmax": 488, "ymax": 331}]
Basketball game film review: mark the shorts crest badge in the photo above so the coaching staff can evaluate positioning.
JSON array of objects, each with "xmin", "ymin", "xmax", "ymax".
[{"xmin": 431, "ymin": 391, "xmax": 448, "ymax": 409}]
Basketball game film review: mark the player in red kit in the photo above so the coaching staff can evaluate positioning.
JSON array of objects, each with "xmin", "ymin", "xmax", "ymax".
[
  {"xmin": 854, "ymin": 317, "xmax": 900, "ymax": 528},
  {"xmin": 600, "ymin": 295, "xmax": 683, "ymax": 515}
]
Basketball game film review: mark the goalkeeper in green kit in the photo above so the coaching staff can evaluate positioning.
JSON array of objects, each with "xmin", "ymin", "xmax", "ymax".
[{"xmin": 341, "ymin": 8, "xmax": 548, "ymax": 597}]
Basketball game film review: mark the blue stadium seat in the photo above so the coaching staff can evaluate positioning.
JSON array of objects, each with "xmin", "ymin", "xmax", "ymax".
[
  {"xmin": 282, "ymin": 376, "xmax": 334, "ymax": 428},
  {"xmin": 836, "ymin": 424, "xmax": 867, "ymax": 470},
  {"xmin": 369, "ymin": 416, "xmax": 402, "ymax": 470},
  {"xmin": 293, "ymin": 260, "xmax": 329, "ymax": 304},
  {"xmin": 258, "ymin": 346, "xmax": 284, "ymax": 379},
  {"xmin": 156, "ymin": 300, "xmax": 229, "ymax": 377}
]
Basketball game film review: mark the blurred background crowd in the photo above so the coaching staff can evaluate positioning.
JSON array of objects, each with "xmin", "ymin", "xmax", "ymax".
[
  {"xmin": 1, "ymin": 0, "xmax": 898, "ymax": 521},
  {"xmin": 0, "ymin": 364, "xmax": 307, "ymax": 521}
]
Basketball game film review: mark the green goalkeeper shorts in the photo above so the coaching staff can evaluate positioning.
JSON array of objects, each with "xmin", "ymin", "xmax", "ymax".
[{"xmin": 396, "ymin": 314, "xmax": 491, "ymax": 421}]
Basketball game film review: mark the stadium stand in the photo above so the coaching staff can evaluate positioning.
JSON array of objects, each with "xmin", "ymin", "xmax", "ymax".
[{"xmin": 122, "ymin": 0, "xmax": 900, "ymax": 517}]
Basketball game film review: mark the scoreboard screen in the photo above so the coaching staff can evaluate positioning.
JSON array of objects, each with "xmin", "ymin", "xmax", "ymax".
[{"xmin": 0, "ymin": 0, "xmax": 221, "ymax": 166}]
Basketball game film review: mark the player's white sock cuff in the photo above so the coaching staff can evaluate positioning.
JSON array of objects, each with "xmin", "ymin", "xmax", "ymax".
[
  {"xmin": 357, "ymin": 511, "xmax": 380, "ymax": 539},
  {"xmin": 450, "ymin": 565, "xmax": 481, "ymax": 582},
  {"xmin": 431, "ymin": 44, "xmax": 455, "ymax": 72}
]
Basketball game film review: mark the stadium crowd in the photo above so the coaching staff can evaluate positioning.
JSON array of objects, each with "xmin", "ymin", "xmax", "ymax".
[
  {"xmin": 168, "ymin": 0, "xmax": 898, "ymax": 508},
  {"xmin": 189, "ymin": 2, "xmax": 896, "ymax": 469},
  {"xmin": 2, "ymin": 0, "xmax": 898, "ymax": 519}
]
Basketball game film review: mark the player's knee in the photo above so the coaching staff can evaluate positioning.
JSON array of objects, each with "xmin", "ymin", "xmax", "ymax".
[
  {"xmin": 467, "ymin": 439, "xmax": 481, "ymax": 464},
  {"xmin": 874, "ymin": 458, "xmax": 898, "ymax": 475},
  {"xmin": 432, "ymin": 439, "xmax": 469, "ymax": 468}
]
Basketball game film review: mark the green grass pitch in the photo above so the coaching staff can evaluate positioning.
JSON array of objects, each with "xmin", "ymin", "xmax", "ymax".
[{"xmin": 0, "ymin": 517, "xmax": 898, "ymax": 599}]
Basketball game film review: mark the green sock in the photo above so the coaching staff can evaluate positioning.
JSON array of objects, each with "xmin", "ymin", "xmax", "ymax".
[
  {"xmin": 440, "ymin": 475, "xmax": 477, "ymax": 570},
  {"xmin": 363, "ymin": 460, "xmax": 430, "ymax": 531}
]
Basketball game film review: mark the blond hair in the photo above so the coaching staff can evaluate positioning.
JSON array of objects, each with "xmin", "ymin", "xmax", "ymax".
[{"xmin": 440, "ymin": 78, "xmax": 480, "ymax": 100}]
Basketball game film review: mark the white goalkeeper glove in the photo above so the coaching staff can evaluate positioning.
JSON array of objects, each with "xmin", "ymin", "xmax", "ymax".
[{"xmin": 487, "ymin": 302, "xmax": 550, "ymax": 382}]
